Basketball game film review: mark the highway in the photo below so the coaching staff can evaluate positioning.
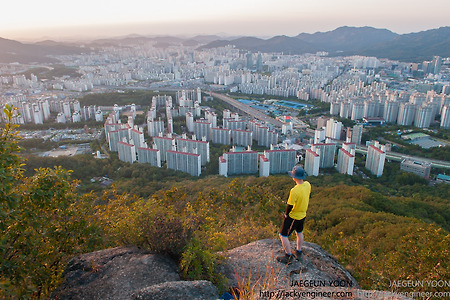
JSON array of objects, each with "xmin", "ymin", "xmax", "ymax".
[
  {"xmin": 346, "ymin": 143, "xmax": 450, "ymax": 170},
  {"xmin": 211, "ymin": 92, "xmax": 285, "ymax": 127}
]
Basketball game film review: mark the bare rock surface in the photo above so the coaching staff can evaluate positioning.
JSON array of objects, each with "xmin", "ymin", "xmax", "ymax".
[
  {"xmin": 132, "ymin": 280, "xmax": 218, "ymax": 300},
  {"xmin": 50, "ymin": 246, "xmax": 181, "ymax": 300},
  {"xmin": 51, "ymin": 240, "xmax": 412, "ymax": 300},
  {"xmin": 218, "ymin": 239, "xmax": 412, "ymax": 300},
  {"xmin": 218, "ymin": 239, "xmax": 358, "ymax": 289}
]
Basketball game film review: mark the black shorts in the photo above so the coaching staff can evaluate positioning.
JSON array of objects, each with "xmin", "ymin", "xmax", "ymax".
[{"xmin": 280, "ymin": 215, "xmax": 305, "ymax": 237}]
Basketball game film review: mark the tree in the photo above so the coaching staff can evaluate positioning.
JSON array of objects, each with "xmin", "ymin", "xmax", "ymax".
[{"xmin": 0, "ymin": 105, "xmax": 104, "ymax": 298}]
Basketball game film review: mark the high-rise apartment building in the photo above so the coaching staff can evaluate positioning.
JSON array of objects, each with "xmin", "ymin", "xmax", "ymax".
[
  {"xmin": 107, "ymin": 128, "xmax": 130, "ymax": 152},
  {"xmin": 129, "ymin": 128, "xmax": 145, "ymax": 149},
  {"xmin": 263, "ymin": 149, "xmax": 297, "ymax": 174},
  {"xmin": 314, "ymin": 128, "xmax": 325, "ymax": 144},
  {"xmin": 340, "ymin": 102, "xmax": 351, "ymax": 119},
  {"xmin": 193, "ymin": 120, "xmax": 212, "ymax": 141},
  {"xmin": 153, "ymin": 135, "xmax": 176, "ymax": 161},
  {"xmin": 305, "ymin": 149, "xmax": 320, "ymax": 176},
  {"xmin": 440, "ymin": 105, "xmax": 450, "ymax": 129},
  {"xmin": 365, "ymin": 144, "xmax": 386, "ymax": 177},
  {"xmin": 383, "ymin": 100, "xmax": 399, "ymax": 124},
  {"xmin": 176, "ymin": 137, "xmax": 210, "ymax": 166},
  {"xmin": 325, "ymin": 119, "xmax": 342, "ymax": 140},
  {"xmin": 232, "ymin": 129, "xmax": 253, "ymax": 147},
  {"xmin": 397, "ymin": 103, "xmax": 416, "ymax": 126},
  {"xmin": 224, "ymin": 119, "xmax": 247, "ymax": 131},
  {"xmin": 351, "ymin": 102, "xmax": 364, "ymax": 121},
  {"xmin": 137, "ymin": 147, "xmax": 161, "ymax": 167},
  {"xmin": 118, "ymin": 140, "xmax": 136, "ymax": 164},
  {"xmin": 211, "ymin": 128, "xmax": 231, "ymax": 145},
  {"xmin": 414, "ymin": 104, "xmax": 433, "ymax": 128},
  {"xmin": 186, "ymin": 112, "xmax": 194, "ymax": 132},
  {"xmin": 351, "ymin": 125, "xmax": 363, "ymax": 145},
  {"xmin": 311, "ymin": 143, "xmax": 336, "ymax": 168},
  {"xmin": 363, "ymin": 100, "xmax": 380, "ymax": 118},
  {"xmin": 336, "ymin": 148, "xmax": 355, "ymax": 175},
  {"xmin": 219, "ymin": 149, "xmax": 258, "ymax": 176},
  {"xmin": 166, "ymin": 150, "xmax": 201, "ymax": 176},
  {"xmin": 148, "ymin": 118, "xmax": 165, "ymax": 137},
  {"xmin": 257, "ymin": 127, "xmax": 278, "ymax": 147}
]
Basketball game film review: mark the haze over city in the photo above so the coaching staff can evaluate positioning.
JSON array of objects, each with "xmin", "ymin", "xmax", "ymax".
[{"xmin": 2, "ymin": 0, "xmax": 449, "ymax": 41}]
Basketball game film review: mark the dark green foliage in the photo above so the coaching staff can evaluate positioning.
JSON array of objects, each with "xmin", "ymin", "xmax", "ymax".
[{"xmin": 1, "ymin": 106, "xmax": 105, "ymax": 298}]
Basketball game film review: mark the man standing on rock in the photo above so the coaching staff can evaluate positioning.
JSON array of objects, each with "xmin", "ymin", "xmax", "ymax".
[{"xmin": 277, "ymin": 165, "xmax": 311, "ymax": 264}]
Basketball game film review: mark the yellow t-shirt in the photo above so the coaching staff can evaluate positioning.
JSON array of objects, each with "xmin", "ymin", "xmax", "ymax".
[{"xmin": 287, "ymin": 181, "xmax": 311, "ymax": 220}]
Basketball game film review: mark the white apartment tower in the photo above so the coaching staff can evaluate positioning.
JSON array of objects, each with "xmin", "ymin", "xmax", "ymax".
[
  {"xmin": 365, "ymin": 144, "xmax": 386, "ymax": 177},
  {"xmin": 176, "ymin": 137, "xmax": 210, "ymax": 166},
  {"xmin": 193, "ymin": 121, "xmax": 212, "ymax": 141},
  {"xmin": 305, "ymin": 149, "xmax": 320, "ymax": 176},
  {"xmin": 166, "ymin": 150, "xmax": 201, "ymax": 176},
  {"xmin": 314, "ymin": 128, "xmax": 326, "ymax": 144},
  {"xmin": 311, "ymin": 143, "xmax": 336, "ymax": 168},
  {"xmin": 325, "ymin": 119, "xmax": 342, "ymax": 140},
  {"xmin": 148, "ymin": 118, "xmax": 165, "ymax": 137},
  {"xmin": 137, "ymin": 147, "xmax": 161, "ymax": 167},
  {"xmin": 336, "ymin": 148, "xmax": 355, "ymax": 176},
  {"xmin": 186, "ymin": 112, "xmax": 194, "ymax": 132},
  {"xmin": 351, "ymin": 124, "xmax": 363, "ymax": 145},
  {"xmin": 259, "ymin": 155, "xmax": 270, "ymax": 177},
  {"xmin": 397, "ymin": 103, "xmax": 416, "ymax": 126},
  {"xmin": 351, "ymin": 102, "xmax": 365, "ymax": 121},
  {"xmin": 153, "ymin": 135, "xmax": 176, "ymax": 161},
  {"xmin": 263, "ymin": 149, "xmax": 297, "ymax": 174},
  {"xmin": 414, "ymin": 105, "xmax": 433, "ymax": 128},
  {"xmin": 118, "ymin": 140, "xmax": 136, "ymax": 164},
  {"xmin": 221, "ymin": 150, "xmax": 258, "ymax": 176},
  {"xmin": 440, "ymin": 105, "xmax": 450, "ymax": 129},
  {"xmin": 383, "ymin": 100, "xmax": 399, "ymax": 124},
  {"xmin": 232, "ymin": 129, "xmax": 253, "ymax": 147},
  {"xmin": 211, "ymin": 128, "xmax": 231, "ymax": 145}
]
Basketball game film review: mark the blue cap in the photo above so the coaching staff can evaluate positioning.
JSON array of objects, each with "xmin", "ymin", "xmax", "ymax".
[{"xmin": 288, "ymin": 166, "xmax": 306, "ymax": 179}]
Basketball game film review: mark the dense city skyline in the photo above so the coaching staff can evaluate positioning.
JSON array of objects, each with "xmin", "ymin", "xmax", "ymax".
[{"xmin": 2, "ymin": 0, "xmax": 449, "ymax": 41}]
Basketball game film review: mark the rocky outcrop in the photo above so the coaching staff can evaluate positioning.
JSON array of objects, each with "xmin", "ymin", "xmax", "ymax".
[
  {"xmin": 218, "ymin": 239, "xmax": 358, "ymax": 289},
  {"xmin": 50, "ymin": 246, "xmax": 181, "ymax": 300},
  {"xmin": 52, "ymin": 241, "xmax": 412, "ymax": 300},
  {"xmin": 218, "ymin": 239, "xmax": 412, "ymax": 300}
]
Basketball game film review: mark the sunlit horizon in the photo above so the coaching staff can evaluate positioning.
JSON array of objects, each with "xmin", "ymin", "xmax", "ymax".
[{"xmin": 1, "ymin": 0, "xmax": 449, "ymax": 42}]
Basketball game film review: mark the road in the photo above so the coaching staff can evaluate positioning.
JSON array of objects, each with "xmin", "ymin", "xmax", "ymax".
[
  {"xmin": 354, "ymin": 144, "xmax": 450, "ymax": 170},
  {"xmin": 211, "ymin": 92, "xmax": 285, "ymax": 127}
]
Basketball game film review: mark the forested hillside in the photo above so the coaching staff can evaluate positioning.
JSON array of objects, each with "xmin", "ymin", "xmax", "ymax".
[{"xmin": 2, "ymin": 106, "xmax": 449, "ymax": 298}]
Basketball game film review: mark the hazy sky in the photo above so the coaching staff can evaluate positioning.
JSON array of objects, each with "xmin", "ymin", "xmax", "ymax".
[{"xmin": 2, "ymin": 0, "xmax": 449, "ymax": 41}]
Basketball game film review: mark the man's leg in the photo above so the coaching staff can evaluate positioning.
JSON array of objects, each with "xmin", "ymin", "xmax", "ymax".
[
  {"xmin": 293, "ymin": 231, "xmax": 304, "ymax": 261},
  {"xmin": 296, "ymin": 231, "xmax": 304, "ymax": 251},
  {"xmin": 279, "ymin": 234, "xmax": 292, "ymax": 255}
]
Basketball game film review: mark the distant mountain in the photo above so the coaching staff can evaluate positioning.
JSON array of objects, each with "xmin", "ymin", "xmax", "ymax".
[
  {"xmin": 356, "ymin": 27, "xmax": 450, "ymax": 62},
  {"xmin": 297, "ymin": 26, "xmax": 398, "ymax": 52},
  {"xmin": 200, "ymin": 26, "xmax": 450, "ymax": 62},
  {"xmin": 200, "ymin": 27, "xmax": 398, "ymax": 54},
  {"xmin": 0, "ymin": 38, "xmax": 88, "ymax": 63},
  {"xmin": 182, "ymin": 35, "xmax": 225, "ymax": 46},
  {"xmin": 199, "ymin": 36, "xmax": 316, "ymax": 54}
]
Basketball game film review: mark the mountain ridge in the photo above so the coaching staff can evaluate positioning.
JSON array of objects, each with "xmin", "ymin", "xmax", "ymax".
[{"xmin": 1, "ymin": 26, "xmax": 449, "ymax": 63}]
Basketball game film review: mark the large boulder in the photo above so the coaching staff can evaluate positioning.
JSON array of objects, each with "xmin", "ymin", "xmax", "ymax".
[
  {"xmin": 218, "ymin": 239, "xmax": 358, "ymax": 289},
  {"xmin": 218, "ymin": 239, "xmax": 412, "ymax": 300},
  {"xmin": 50, "ymin": 246, "xmax": 181, "ymax": 300}
]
